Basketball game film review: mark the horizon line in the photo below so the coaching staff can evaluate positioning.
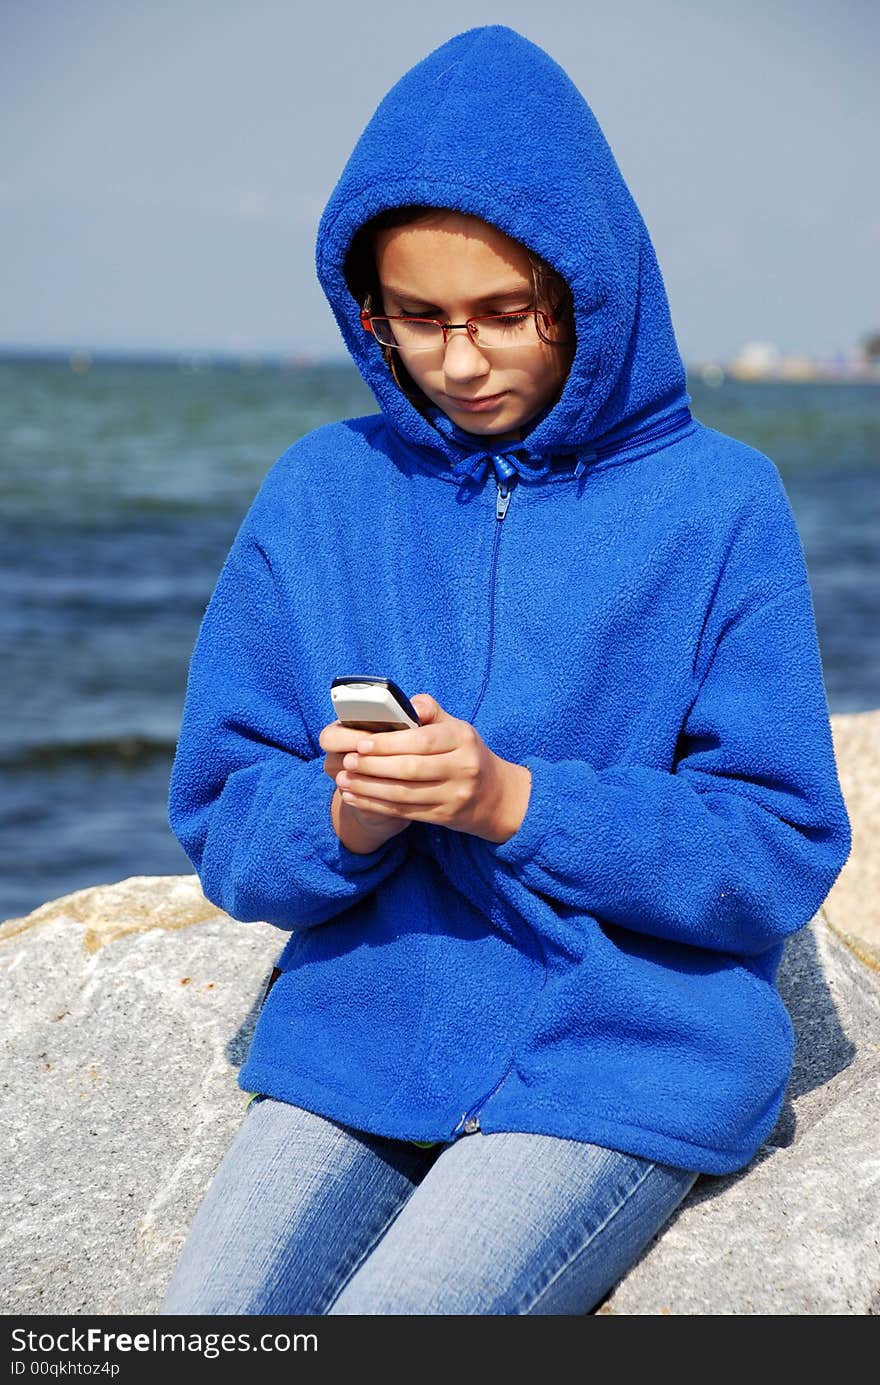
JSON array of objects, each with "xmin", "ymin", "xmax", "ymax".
[{"xmin": 1, "ymin": 345, "xmax": 877, "ymax": 384}]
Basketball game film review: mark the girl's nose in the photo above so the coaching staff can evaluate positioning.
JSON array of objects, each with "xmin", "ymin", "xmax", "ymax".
[{"xmin": 442, "ymin": 331, "xmax": 492, "ymax": 384}]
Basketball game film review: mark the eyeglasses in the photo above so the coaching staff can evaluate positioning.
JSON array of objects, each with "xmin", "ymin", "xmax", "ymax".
[{"xmin": 360, "ymin": 294, "xmax": 568, "ymax": 352}]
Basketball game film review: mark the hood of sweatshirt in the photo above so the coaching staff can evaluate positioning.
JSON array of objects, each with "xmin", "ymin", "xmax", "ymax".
[{"xmin": 315, "ymin": 24, "xmax": 694, "ymax": 483}]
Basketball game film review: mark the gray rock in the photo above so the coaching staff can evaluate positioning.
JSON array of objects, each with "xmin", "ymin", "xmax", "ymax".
[
  {"xmin": 825, "ymin": 710, "xmax": 880, "ymax": 963},
  {"xmin": 1, "ymin": 873, "xmax": 878, "ymax": 1316},
  {"xmin": 0, "ymin": 876, "xmax": 281, "ymax": 1317}
]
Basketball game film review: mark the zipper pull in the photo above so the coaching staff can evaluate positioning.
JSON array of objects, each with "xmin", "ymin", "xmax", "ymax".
[
  {"xmin": 496, "ymin": 478, "xmax": 513, "ymax": 520},
  {"xmin": 451, "ymin": 1110, "xmax": 482, "ymax": 1137}
]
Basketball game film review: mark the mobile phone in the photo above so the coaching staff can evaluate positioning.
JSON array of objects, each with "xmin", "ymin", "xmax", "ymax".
[{"xmin": 330, "ymin": 676, "xmax": 421, "ymax": 732}]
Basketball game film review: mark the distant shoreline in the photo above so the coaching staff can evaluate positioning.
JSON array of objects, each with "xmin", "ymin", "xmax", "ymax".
[{"xmin": 1, "ymin": 347, "xmax": 878, "ymax": 385}]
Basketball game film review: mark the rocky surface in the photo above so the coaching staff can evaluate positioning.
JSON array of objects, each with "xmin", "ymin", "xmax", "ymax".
[
  {"xmin": 1, "ymin": 876, "xmax": 281, "ymax": 1317},
  {"xmin": 822, "ymin": 710, "xmax": 880, "ymax": 966},
  {"xmin": 1, "ymin": 710, "xmax": 877, "ymax": 1316}
]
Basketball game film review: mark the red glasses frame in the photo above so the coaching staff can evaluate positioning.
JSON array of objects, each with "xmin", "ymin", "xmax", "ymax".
[{"xmin": 360, "ymin": 295, "xmax": 567, "ymax": 350}]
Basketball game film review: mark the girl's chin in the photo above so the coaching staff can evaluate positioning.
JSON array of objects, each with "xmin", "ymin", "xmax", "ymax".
[{"xmin": 446, "ymin": 403, "xmax": 524, "ymax": 434}]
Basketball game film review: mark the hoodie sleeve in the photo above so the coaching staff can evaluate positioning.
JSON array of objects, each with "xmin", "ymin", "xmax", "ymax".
[
  {"xmin": 168, "ymin": 503, "xmax": 410, "ymax": 932},
  {"xmin": 426, "ymin": 577, "xmax": 852, "ymax": 958}
]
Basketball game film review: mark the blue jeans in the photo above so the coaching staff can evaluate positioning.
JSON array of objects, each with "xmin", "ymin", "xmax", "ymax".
[{"xmin": 161, "ymin": 1095, "xmax": 699, "ymax": 1315}]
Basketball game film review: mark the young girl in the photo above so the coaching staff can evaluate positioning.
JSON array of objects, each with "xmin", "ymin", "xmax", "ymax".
[{"xmin": 161, "ymin": 25, "xmax": 851, "ymax": 1315}]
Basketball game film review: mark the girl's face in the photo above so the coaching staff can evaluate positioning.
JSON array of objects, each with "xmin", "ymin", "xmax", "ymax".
[{"xmin": 373, "ymin": 211, "xmax": 574, "ymax": 442}]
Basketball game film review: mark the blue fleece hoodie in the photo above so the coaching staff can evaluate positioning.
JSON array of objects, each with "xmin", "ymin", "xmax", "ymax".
[{"xmin": 167, "ymin": 25, "xmax": 852, "ymax": 1174}]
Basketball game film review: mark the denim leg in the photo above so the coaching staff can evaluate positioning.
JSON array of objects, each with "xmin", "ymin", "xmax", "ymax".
[
  {"xmin": 160, "ymin": 1096, "xmax": 439, "ymax": 1315},
  {"xmin": 326, "ymin": 1130, "xmax": 700, "ymax": 1315}
]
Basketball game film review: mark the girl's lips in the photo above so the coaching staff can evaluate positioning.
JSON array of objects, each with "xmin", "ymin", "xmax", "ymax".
[{"xmin": 448, "ymin": 391, "xmax": 507, "ymax": 412}]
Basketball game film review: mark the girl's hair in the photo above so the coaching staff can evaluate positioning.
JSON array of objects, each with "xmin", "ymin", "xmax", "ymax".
[{"xmin": 343, "ymin": 204, "xmax": 576, "ymax": 416}]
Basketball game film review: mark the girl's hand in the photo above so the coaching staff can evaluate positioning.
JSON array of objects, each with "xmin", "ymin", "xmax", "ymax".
[
  {"xmin": 320, "ymin": 719, "xmax": 410, "ymax": 836},
  {"xmin": 324, "ymin": 693, "xmax": 532, "ymax": 843}
]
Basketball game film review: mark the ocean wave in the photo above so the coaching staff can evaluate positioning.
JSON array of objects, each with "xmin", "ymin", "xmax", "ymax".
[{"xmin": 1, "ymin": 734, "xmax": 176, "ymax": 771}]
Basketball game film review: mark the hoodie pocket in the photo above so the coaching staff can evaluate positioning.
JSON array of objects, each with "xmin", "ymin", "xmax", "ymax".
[{"xmin": 256, "ymin": 857, "xmax": 434, "ymax": 1105}]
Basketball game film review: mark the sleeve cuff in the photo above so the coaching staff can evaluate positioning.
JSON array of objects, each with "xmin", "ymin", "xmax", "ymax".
[
  {"xmin": 481, "ymin": 755, "xmax": 555, "ymax": 866},
  {"xmin": 305, "ymin": 761, "xmax": 405, "ymax": 872}
]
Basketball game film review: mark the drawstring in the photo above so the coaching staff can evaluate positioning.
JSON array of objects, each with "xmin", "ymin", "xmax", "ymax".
[
  {"xmin": 416, "ymin": 403, "xmax": 694, "ymax": 490},
  {"xmin": 451, "ymin": 447, "xmax": 554, "ymax": 486}
]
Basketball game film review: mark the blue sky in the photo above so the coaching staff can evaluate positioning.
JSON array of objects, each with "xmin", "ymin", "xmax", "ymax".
[{"xmin": 2, "ymin": 0, "xmax": 877, "ymax": 362}]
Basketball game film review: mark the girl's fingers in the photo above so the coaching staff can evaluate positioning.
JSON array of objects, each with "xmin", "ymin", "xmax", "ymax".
[
  {"xmin": 348, "ymin": 724, "xmax": 454, "ymax": 757},
  {"xmin": 319, "ymin": 721, "xmax": 385, "ymax": 754},
  {"xmin": 340, "ymin": 749, "xmax": 455, "ymax": 779},
  {"xmin": 342, "ymin": 792, "xmax": 442, "ymax": 820},
  {"xmin": 341, "ymin": 792, "xmax": 398, "ymax": 815},
  {"xmin": 338, "ymin": 776, "xmax": 444, "ymax": 807}
]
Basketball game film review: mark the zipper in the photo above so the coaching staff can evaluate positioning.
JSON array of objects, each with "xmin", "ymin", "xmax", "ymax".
[
  {"xmin": 450, "ymin": 863, "xmax": 549, "ymax": 1141},
  {"xmin": 466, "ymin": 475, "xmax": 515, "ymax": 726},
  {"xmin": 496, "ymin": 476, "xmax": 513, "ymax": 520},
  {"xmin": 451, "ymin": 1060, "xmax": 517, "ymax": 1137},
  {"xmin": 451, "ymin": 469, "xmax": 530, "ymax": 1139}
]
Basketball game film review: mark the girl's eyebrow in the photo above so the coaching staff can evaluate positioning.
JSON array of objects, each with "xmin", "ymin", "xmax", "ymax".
[{"xmin": 382, "ymin": 284, "xmax": 532, "ymax": 304}]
